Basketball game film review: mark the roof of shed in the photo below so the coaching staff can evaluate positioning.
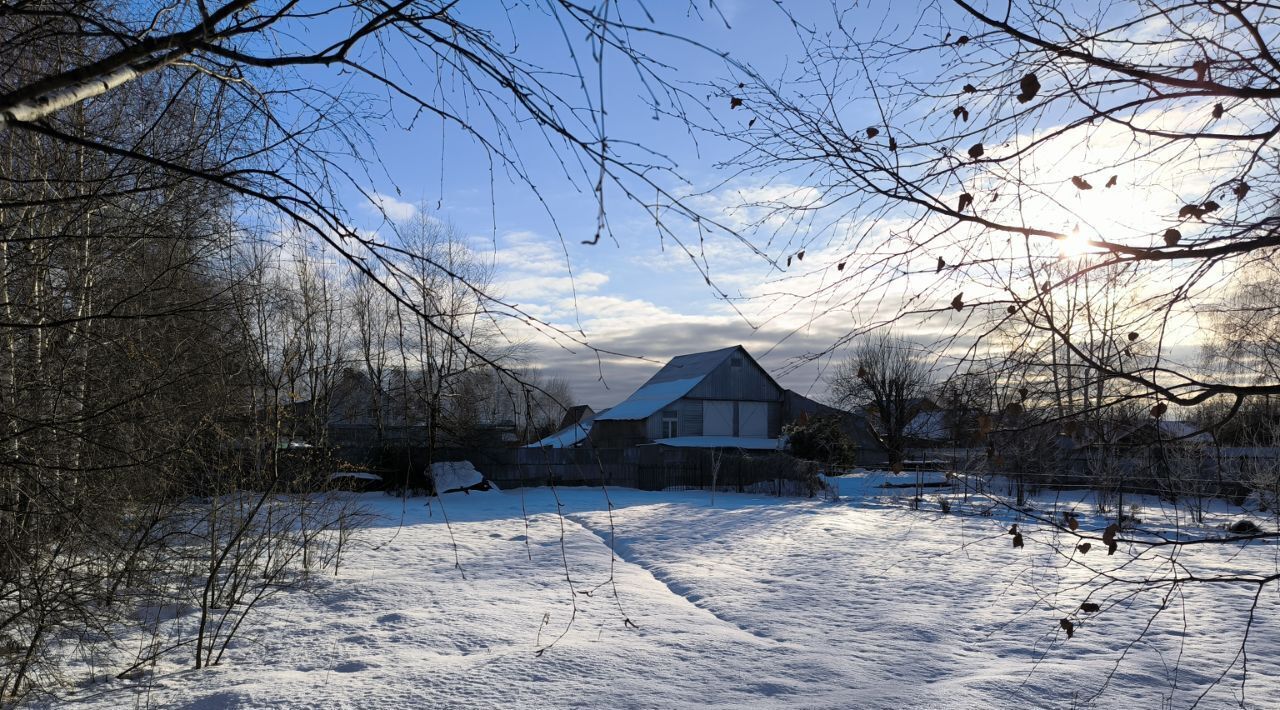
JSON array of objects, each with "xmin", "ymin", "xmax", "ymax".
[
  {"xmin": 525, "ymin": 421, "xmax": 593, "ymax": 449},
  {"xmin": 525, "ymin": 410, "xmax": 603, "ymax": 448},
  {"xmin": 904, "ymin": 411, "xmax": 948, "ymax": 441},
  {"xmin": 596, "ymin": 345, "xmax": 748, "ymax": 422}
]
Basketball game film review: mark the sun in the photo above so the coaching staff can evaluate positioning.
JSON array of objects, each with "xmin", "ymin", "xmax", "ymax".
[{"xmin": 1058, "ymin": 230, "xmax": 1093, "ymax": 258}]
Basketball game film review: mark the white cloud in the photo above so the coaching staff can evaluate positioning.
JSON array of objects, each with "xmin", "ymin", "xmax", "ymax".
[{"xmin": 366, "ymin": 192, "xmax": 418, "ymax": 222}]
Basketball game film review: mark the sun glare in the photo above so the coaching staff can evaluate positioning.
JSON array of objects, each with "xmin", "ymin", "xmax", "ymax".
[{"xmin": 1057, "ymin": 230, "xmax": 1092, "ymax": 258}]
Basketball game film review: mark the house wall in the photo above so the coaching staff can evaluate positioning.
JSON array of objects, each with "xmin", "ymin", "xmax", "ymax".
[
  {"xmin": 645, "ymin": 410, "xmax": 663, "ymax": 440},
  {"xmin": 601, "ymin": 347, "xmax": 788, "ymax": 443},
  {"xmin": 643, "ymin": 398, "xmax": 776, "ymax": 439},
  {"xmin": 665, "ymin": 350, "xmax": 784, "ymax": 438},
  {"xmin": 686, "ymin": 351, "xmax": 783, "ymax": 402},
  {"xmin": 680, "ymin": 398, "xmax": 704, "ymax": 436}
]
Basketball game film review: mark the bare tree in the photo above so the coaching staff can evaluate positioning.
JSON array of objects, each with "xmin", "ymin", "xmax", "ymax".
[
  {"xmin": 710, "ymin": 3, "xmax": 1280, "ymax": 699},
  {"xmin": 0, "ymin": 4, "xmax": 750, "ymax": 696},
  {"xmin": 718, "ymin": 0, "xmax": 1280, "ymax": 421},
  {"xmin": 830, "ymin": 333, "xmax": 932, "ymax": 469}
]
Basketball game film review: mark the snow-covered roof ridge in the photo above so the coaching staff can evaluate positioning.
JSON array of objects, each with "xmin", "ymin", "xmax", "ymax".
[{"xmin": 596, "ymin": 345, "xmax": 748, "ymax": 422}]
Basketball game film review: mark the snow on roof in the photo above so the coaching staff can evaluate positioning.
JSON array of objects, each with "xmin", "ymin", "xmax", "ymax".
[
  {"xmin": 595, "ymin": 376, "xmax": 705, "ymax": 421},
  {"xmin": 525, "ymin": 420, "xmax": 593, "ymax": 448},
  {"xmin": 596, "ymin": 346, "xmax": 748, "ymax": 422},
  {"xmin": 1157, "ymin": 420, "xmax": 1213, "ymax": 442},
  {"xmin": 654, "ymin": 436, "xmax": 782, "ymax": 450},
  {"xmin": 905, "ymin": 411, "xmax": 948, "ymax": 440}
]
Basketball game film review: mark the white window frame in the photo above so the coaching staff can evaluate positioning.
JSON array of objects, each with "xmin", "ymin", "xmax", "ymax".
[{"xmin": 661, "ymin": 410, "xmax": 679, "ymax": 438}]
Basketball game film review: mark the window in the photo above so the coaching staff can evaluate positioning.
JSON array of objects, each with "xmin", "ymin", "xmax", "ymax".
[
  {"xmin": 730, "ymin": 355, "xmax": 743, "ymax": 368},
  {"xmin": 661, "ymin": 410, "xmax": 678, "ymax": 438}
]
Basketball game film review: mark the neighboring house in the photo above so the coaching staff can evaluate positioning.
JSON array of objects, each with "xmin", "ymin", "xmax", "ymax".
[
  {"xmin": 576, "ymin": 345, "xmax": 887, "ymax": 463},
  {"xmin": 904, "ymin": 410, "xmax": 948, "ymax": 443},
  {"xmin": 589, "ymin": 345, "xmax": 785, "ymax": 450},
  {"xmin": 558, "ymin": 405, "xmax": 596, "ymax": 431},
  {"xmin": 283, "ymin": 369, "xmax": 428, "ymax": 448},
  {"xmin": 782, "ymin": 389, "xmax": 889, "ymax": 466},
  {"xmin": 1057, "ymin": 418, "xmax": 1213, "ymax": 451},
  {"xmin": 1044, "ymin": 417, "xmax": 1218, "ymax": 488},
  {"xmin": 904, "ymin": 405, "xmax": 987, "ymax": 448},
  {"xmin": 1115, "ymin": 419, "xmax": 1213, "ymax": 446},
  {"xmin": 526, "ymin": 405, "xmax": 600, "ymax": 449},
  {"xmin": 286, "ymin": 368, "xmax": 520, "ymax": 450}
]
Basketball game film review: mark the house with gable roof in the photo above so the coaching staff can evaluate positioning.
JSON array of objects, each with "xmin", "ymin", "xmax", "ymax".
[
  {"xmin": 587, "ymin": 345, "xmax": 785, "ymax": 450},
  {"xmin": 545, "ymin": 345, "xmax": 888, "ymax": 466}
]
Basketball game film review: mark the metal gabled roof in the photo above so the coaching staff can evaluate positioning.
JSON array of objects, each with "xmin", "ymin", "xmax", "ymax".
[{"xmin": 595, "ymin": 345, "xmax": 746, "ymax": 422}]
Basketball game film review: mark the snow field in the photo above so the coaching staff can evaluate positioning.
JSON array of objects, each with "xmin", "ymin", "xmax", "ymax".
[{"xmin": 54, "ymin": 479, "xmax": 1280, "ymax": 709}]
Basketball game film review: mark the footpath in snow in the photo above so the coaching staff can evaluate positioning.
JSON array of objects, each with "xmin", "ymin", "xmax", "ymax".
[{"xmin": 56, "ymin": 478, "xmax": 1280, "ymax": 709}]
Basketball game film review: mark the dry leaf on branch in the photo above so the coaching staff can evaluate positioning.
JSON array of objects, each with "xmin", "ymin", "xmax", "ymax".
[
  {"xmin": 1103, "ymin": 523, "xmax": 1120, "ymax": 555},
  {"xmin": 1017, "ymin": 72, "xmax": 1040, "ymax": 103},
  {"xmin": 1178, "ymin": 204, "xmax": 1208, "ymax": 220}
]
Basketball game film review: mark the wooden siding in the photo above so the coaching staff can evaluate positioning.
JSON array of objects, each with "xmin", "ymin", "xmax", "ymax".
[
  {"xmin": 645, "ymin": 411, "xmax": 661, "ymax": 439},
  {"xmin": 685, "ymin": 349, "xmax": 784, "ymax": 402},
  {"xmin": 680, "ymin": 398, "xmax": 704, "ymax": 436}
]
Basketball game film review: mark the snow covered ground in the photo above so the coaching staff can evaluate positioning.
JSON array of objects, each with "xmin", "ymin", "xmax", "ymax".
[{"xmin": 52, "ymin": 474, "xmax": 1280, "ymax": 709}]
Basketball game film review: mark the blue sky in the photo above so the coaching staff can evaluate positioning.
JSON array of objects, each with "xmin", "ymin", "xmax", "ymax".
[
  {"xmin": 329, "ymin": 1, "xmax": 910, "ymax": 408},
  {"xmin": 315, "ymin": 0, "xmax": 1220, "ymax": 410}
]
